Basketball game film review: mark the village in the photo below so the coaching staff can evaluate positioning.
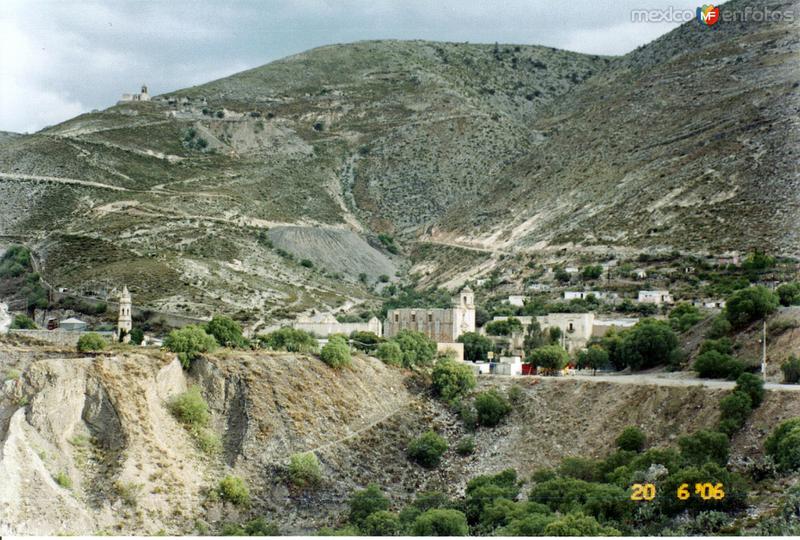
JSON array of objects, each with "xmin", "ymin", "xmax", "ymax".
[{"xmin": 7, "ymin": 246, "xmax": 794, "ymax": 382}]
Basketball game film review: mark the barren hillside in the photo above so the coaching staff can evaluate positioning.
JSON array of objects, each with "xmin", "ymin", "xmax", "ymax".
[{"xmin": 1, "ymin": 345, "xmax": 798, "ymax": 535}]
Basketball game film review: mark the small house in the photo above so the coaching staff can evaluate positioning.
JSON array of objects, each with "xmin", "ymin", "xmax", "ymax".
[{"xmin": 59, "ymin": 317, "xmax": 88, "ymax": 332}]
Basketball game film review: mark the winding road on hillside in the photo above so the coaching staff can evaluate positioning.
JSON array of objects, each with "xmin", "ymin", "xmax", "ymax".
[{"xmin": 502, "ymin": 373, "xmax": 800, "ymax": 392}]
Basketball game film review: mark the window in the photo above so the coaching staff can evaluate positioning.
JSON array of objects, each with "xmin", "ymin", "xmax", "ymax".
[
  {"xmin": 411, "ymin": 313, "xmax": 416, "ymax": 322},
  {"xmin": 394, "ymin": 313, "xmax": 399, "ymax": 323},
  {"xmin": 428, "ymin": 314, "xmax": 433, "ymax": 323}
]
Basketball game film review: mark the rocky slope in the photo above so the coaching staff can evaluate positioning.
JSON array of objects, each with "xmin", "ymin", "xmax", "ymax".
[
  {"xmin": 1, "ymin": 344, "xmax": 799, "ymax": 535},
  {"xmin": 0, "ymin": 0, "xmax": 797, "ymax": 318}
]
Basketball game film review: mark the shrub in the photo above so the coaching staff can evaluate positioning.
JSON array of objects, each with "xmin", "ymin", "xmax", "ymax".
[
  {"xmin": 669, "ymin": 303, "xmax": 703, "ymax": 332},
  {"xmin": 393, "ymin": 330, "xmax": 437, "ymax": 367},
  {"xmin": 218, "ymin": 476, "xmax": 249, "ymax": 506},
  {"xmin": 616, "ymin": 426, "xmax": 646, "ymax": 452},
  {"xmin": 558, "ymin": 457, "xmax": 601, "ymax": 482},
  {"xmin": 320, "ymin": 336, "xmax": 351, "ymax": 368},
  {"xmin": 526, "ymin": 345, "xmax": 568, "ymax": 372},
  {"xmin": 507, "ymin": 384, "xmax": 524, "ymax": 404},
  {"xmin": 725, "ymin": 286, "xmax": 779, "ymax": 328},
  {"xmin": 498, "ymin": 513, "xmax": 556, "ymax": 535},
  {"xmin": 362, "ymin": 510, "xmax": 401, "ymax": 536},
  {"xmin": 407, "ymin": 431, "xmax": 448, "ymax": 468},
  {"xmin": 77, "ymin": 332, "xmax": 107, "ymax": 352},
  {"xmin": 3, "ymin": 368, "xmax": 21, "ymax": 381},
  {"xmin": 776, "ymin": 282, "xmax": 800, "ymax": 306},
  {"xmin": 544, "ymin": 512, "xmax": 620, "ymax": 536},
  {"xmin": 258, "ymin": 327, "xmax": 318, "ymax": 353},
  {"xmin": 431, "ymin": 358, "xmax": 476, "ymax": 402},
  {"xmin": 694, "ymin": 350, "xmax": 745, "ymax": 380},
  {"xmin": 707, "ymin": 315, "xmax": 732, "ymax": 338},
  {"xmin": 781, "ymin": 355, "xmax": 800, "ymax": 384},
  {"xmin": 129, "ymin": 327, "xmax": 145, "ymax": 345},
  {"xmin": 54, "ymin": 471, "xmax": 72, "ymax": 489},
  {"xmin": 765, "ymin": 418, "xmax": 800, "ymax": 471},
  {"xmin": 581, "ymin": 265, "xmax": 603, "ymax": 280},
  {"xmin": 474, "ymin": 389, "xmax": 512, "ymax": 427},
  {"xmin": 375, "ymin": 341, "xmax": 402, "ymax": 366},
  {"xmin": 195, "ymin": 428, "xmax": 222, "ymax": 455},
  {"xmin": 456, "ymin": 436, "xmax": 475, "ymax": 456},
  {"xmin": 411, "ymin": 509, "xmax": 469, "ymax": 536},
  {"xmin": 348, "ymin": 483, "xmax": 390, "ymax": 525},
  {"xmin": 619, "ymin": 319, "xmax": 679, "ymax": 371},
  {"xmin": 700, "ymin": 337, "xmax": 733, "ymax": 355},
  {"xmin": 457, "ymin": 331, "xmax": 494, "ymax": 361},
  {"xmin": 205, "ymin": 315, "xmax": 247, "ymax": 348},
  {"xmin": 529, "ymin": 477, "xmax": 593, "ymax": 514},
  {"xmin": 10, "ymin": 314, "xmax": 36, "ymax": 329},
  {"xmin": 243, "ymin": 518, "xmax": 279, "ymax": 536},
  {"xmin": 485, "ymin": 318, "xmax": 523, "ymax": 336},
  {"xmin": 349, "ymin": 330, "xmax": 383, "ymax": 352},
  {"xmin": 735, "ymin": 372, "xmax": 765, "ymax": 407},
  {"xmin": 658, "ymin": 462, "xmax": 747, "ymax": 515},
  {"xmin": 465, "ymin": 469, "xmax": 520, "ymax": 523},
  {"xmin": 717, "ymin": 391, "xmax": 752, "ymax": 435},
  {"xmin": 164, "ymin": 325, "xmax": 218, "ymax": 367},
  {"xmin": 678, "ymin": 430, "xmax": 730, "ymax": 467},
  {"xmin": 168, "ymin": 386, "xmax": 210, "ymax": 428},
  {"xmin": 288, "ymin": 452, "xmax": 322, "ymax": 488}
]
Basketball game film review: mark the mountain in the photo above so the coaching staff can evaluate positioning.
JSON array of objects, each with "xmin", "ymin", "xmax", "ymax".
[{"xmin": 0, "ymin": 0, "xmax": 797, "ymax": 322}]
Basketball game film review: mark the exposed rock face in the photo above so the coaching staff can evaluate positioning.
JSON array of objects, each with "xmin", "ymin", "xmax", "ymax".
[
  {"xmin": 0, "ymin": 303, "xmax": 10, "ymax": 334},
  {"xmin": 2, "ymin": 349, "xmax": 799, "ymax": 535}
]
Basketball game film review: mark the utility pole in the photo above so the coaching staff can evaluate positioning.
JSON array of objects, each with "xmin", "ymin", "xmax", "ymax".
[{"xmin": 761, "ymin": 319, "xmax": 767, "ymax": 382}]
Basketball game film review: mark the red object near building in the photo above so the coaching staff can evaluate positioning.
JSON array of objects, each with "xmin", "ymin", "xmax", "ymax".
[
  {"xmin": 46, "ymin": 318, "xmax": 58, "ymax": 330},
  {"xmin": 521, "ymin": 364, "xmax": 535, "ymax": 375}
]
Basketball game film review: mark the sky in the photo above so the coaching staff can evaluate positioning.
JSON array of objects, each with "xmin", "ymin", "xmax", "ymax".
[{"xmin": 0, "ymin": 0, "xmax": 702, "ymax": 134}]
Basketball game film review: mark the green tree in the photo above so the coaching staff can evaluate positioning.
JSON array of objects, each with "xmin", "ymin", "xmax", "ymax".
[
  {"xmin": 457, "ymin": 332, "xmax": 493, "ymax": 361},
  {"xmin": 576, "ymin": 345, "xmax": 608, "ymax": 375},
  {"xmin": 362, "ymin": 510, "xmax": 401, "ymax": 536},
  {"xmin": 349, "ymin": 484, "xmax": 390, "ymax": 526},
  {"xmin": 678, "ymin": 430, "xmax": 730, "ymax": 467},
  {"xmin": 393, "ymin": 330, "xmax": 437, "ymax": 367},
  {"xmin": 619, "ymin": 319, "xmax": 678, "ymax": 371},
  {"xmin": 781, "ymin": 355, "xmax": 800, "ymax": 383},
  {"xmin": 10, "ymin": 314, "xmax": 36, "ymax": 329},
  {"xmin": 735, "ymin": 372, "xmax": 765, "ymax": 407},
  {"xmin": 707, "ymin": 315, "xmax": 732, "ymax": 338},
  {"xmin": 349, "ymin": 330, "xmax": 383, "ymax": 352},
  {"xmin": 320, "ymin": 335, "xmax": 351, "ymax": 368},
  {"xmin": 431, "ymin": 358, "xmax": 476, "ymax": 403},
  {"xmin": 474, "ymin": 389, "xmax": 512, "ymax": 427},
  {"xmin": 717, "ymin": 391, "xmax": 752, "ymax": 436},
  {"xmin": 205, "ymin": 315, "xmax": 247, "ymax": 348},
  {"xmin": 376, "ymin": 341, "xmax": 403, "ymax": 366},
  {"xmin": 484, "ymin": 317, "xmax": 523, "ymax": 336},
  {"xmin": 669, "ymin": 303, "xmax": 703, "ymax": 332},
  {"xmin": 77, "ymin": 332, "xmax": 107, "ymax": 352},
  {"xmin": 543, "ymin": 512, "xmax": 620, "ymax": 536},
  {"xmin": 526, "ymin": 345, "xmax": 568, "ymax": 372},
  {"xmin": 554, "ymin": 267, "xmax": 571, "ymax": 283},
  {"xmin": 164, "ymin": 325, "xmax": 218, "ymax": 368},
  {"xmin": 257, "ymin": 327, "xmax": 318, "ymax": 353},
  {"xmin": 616, "ymin": 426, "xmax": 646, "ymax": 452},
  {"xmin": 765, "ymin": 418, "xmax": 800, "ymax": 471},
  {"xmin": 581, "ymin": 265, "xmax": 603, "ymax": 280},
  {"xmin": 694, "ymin": 350, "xmax": 745, "ymax": 380},
  {"xmin": 129, "ymin": 327, "xmax": 145, "ymax": 345},
  {"xmin": 776, "ymin": 282, "xmax": 800, "ymax": 306},
  {"xmin": 411, "ymin": 509, "xmax": 468, "ymax": 536},
  {"xmin": 407, "ymin": 431, "xmax": 448, "ymax": 468},
  {"xmin": 725, "ymin": 286, "xmax": 779, "ymax": 328}
]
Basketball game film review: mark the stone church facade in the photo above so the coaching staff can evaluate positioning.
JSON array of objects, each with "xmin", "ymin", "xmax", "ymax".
[{"xmin": 384, "ymin": 287, "xmax": 475, "ymax": 343}]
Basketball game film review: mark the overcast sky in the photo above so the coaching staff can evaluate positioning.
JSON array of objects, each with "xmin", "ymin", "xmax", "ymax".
[{"xmin": 1, "ymin": 0, "xmax": 701, "ymax": 134}]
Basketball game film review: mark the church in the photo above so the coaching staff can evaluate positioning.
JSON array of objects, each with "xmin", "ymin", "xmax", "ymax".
[{"xmin": 383, "ymin": 287, "xmax": 475, "ymax": 344}]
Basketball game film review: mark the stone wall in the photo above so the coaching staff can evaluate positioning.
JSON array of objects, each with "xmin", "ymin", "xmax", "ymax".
[{"xmin": 8, "ymin": 330, "xmax": 114, "ymax": 348}]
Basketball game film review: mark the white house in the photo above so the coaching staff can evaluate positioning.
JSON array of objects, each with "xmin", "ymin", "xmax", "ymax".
[
  {"xmin": 563, "ymin": 291, "xmax": 618, "ymax": 301},
  {"xmin": 506, "ymin": 295, "xmax": 527, "ymax": 307},
  {"xmin": 638, "ymin": 290, "xmax": 674, "ymax": 305}
]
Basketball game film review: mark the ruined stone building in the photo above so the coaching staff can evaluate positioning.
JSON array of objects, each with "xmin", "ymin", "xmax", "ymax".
[
  {"xmin": 119, "ymin": 84, "xmax": 151, "ymax": 103},
  {"xmin": 384, "ymin": 287, "xmax": 475, "ymax": 343}
]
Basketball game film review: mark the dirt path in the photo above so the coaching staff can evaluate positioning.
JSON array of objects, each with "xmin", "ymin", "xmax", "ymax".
[
  {"xmin": 0, "ymin": 172, "xmax": 131, "ymax": 192},
  {"xmin": 499, "ymin": 373, "xmax": 800, "ymax": 392}
]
